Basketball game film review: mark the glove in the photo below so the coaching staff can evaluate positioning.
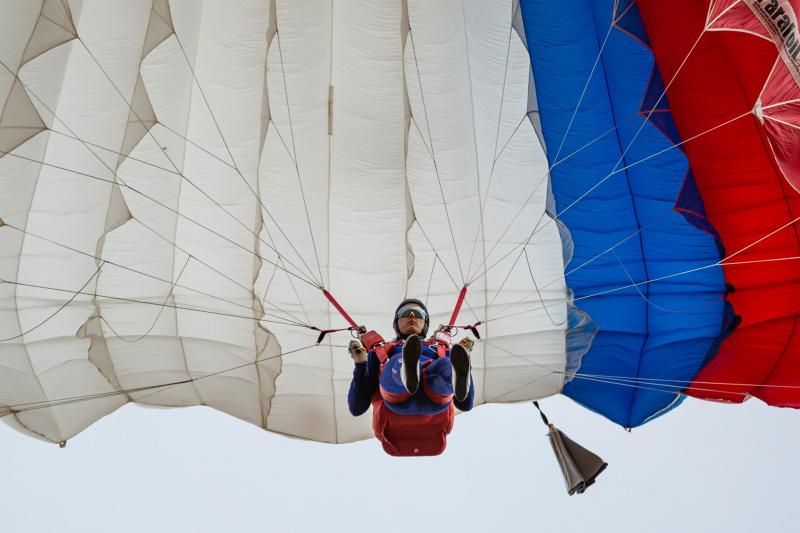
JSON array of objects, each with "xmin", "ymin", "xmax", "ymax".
[
  {"xmin": 348, "ymin": 339, "xmax": 368, "ymax": 363},
  {"xmin": 458, "ymin": 337, "xmax": 475, "ymax": 353}
]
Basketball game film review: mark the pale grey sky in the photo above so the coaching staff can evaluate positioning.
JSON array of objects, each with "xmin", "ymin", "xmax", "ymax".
[{"xmin": 2, "ymin": 394, "xmax": 797, "ymax": 533}]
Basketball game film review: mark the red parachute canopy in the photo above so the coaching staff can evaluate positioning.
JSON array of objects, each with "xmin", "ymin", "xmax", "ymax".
[{"xmin": 638, "ymin": 0, "xmax": 800, "ymax": 405}]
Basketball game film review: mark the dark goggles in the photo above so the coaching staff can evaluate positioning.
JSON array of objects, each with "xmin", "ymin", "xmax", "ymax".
[{"xmin": 396, "ymin": 305, "xmax": 427, "ymax": 320}]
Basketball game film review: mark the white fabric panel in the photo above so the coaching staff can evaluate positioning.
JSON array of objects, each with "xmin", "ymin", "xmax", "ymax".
[
  {"xmin": 0, "ymin": 0, "xmax": 571, "ymax": 445},
  {"xmin": 0, "ymin": 1, "xmax": 74, "ymax": 441},
  {"xmin": 0, "ymin": 3, "xmax": 46, "ymax": 74},
  {"xmin": 167, "ymin": 0, "xmax": 270, "ymax": 427},
  {"xmin": 1, "ymin": 1, "xmax": 151, "ymax": 441},
  {"xmin": 0, "ymin": 3, "xmax": 46, "ymax": 155},
  {"xmin": 405, "ymin": 0, "xmax": 567, "ymax": 406},
  {"xmin": 258, "ymin": 0, "xmax": 337, "ymax": 442},
  {"xmin": 100, "ymin": 6, "xmax": 202, "ymax": 410},
  {"xmin": 261, "ymin": 0, "xmax": 410, "ymax": 444},
  {"xmin": 138, "ymin": 0, "xmax": 273, "ymax": 426},
  {"xmin": 327, "ymin": 0, "xmax": 408, "ymax": 442}
]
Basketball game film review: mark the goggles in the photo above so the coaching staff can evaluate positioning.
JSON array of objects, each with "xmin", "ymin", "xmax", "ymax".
[{"xmin": 396, "ymin": 305, "xmax": 427, "ymax": 320}]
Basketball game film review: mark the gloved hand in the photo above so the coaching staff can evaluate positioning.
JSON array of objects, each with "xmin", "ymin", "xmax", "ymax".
[
  {"xmin": 348, "ymin": 339, "xmax": 368, "ymax": 363},
  {"xmin": 458, "ymin": 337, "xmax": 475, "ymax": 353}
]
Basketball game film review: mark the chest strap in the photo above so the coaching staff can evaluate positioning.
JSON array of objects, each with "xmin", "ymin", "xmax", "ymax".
[{"xmin": 361, "ymin": 330, "xmax": 448, "ymax": 365}]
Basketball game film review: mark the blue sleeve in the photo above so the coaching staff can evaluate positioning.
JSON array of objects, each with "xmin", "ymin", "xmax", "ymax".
[
  {"xmin": 347, "ymin": 352, "xmax": 380, "ymax": 416},
  {"xmin": 454, "ymin": 379, "xmax": 475, "ymax": 412}
]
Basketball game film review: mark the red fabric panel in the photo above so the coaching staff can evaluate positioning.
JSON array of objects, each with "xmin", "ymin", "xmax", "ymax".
[
  {"xmin": 761, "ymin": 64, "xmax": 800, "ymax": 191},
  {"xmin": 379, "ymin": 386, "xmax": 412, "ymax": 404},
  {"xmin": 371, "ymin": 396, "xmax": 454, "ymax": 457},
  {"xmin": 421, "ymin": 361, "xmax": 454, "ymax": 406},
  {"xmin": 638, "ymin": 0, "xmax": 800, "ymax": 405}
]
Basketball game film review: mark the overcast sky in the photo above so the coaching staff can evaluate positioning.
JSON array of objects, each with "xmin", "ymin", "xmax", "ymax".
[{"xmin": 2, "ymin": 393, "xmax": 797, "ymax": 533}]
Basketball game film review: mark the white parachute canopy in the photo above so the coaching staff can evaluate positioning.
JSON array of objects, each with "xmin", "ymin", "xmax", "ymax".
[{"xmin": 0, "ymin": 0, "xmax": 585, "ymax": 445}]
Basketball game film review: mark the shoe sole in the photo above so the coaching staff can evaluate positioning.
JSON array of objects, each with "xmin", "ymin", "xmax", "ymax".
[
  {"xmin": 402, "ymin": 334, "xmax": 422, "ymax": 394},
  {"xmin": 450, "ymin": 343, "xmax": 471, "ymax": 401}
]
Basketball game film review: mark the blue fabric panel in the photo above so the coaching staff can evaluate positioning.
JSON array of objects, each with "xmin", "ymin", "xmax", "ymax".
[
  {"xmin": 519, "ymin": 0, "xmax": 727, "ymax": 427},
  {"xmin": 675, "ymin": 169, "xmax": 722, "ymax": 241},
  {"xmin": 642, "ymin": 70, "xmax": 683, "ymax": 147},
  {"xmin": 381, "ymin": 354, "xmax": 453, "ymax": 416},
  {"xmin": 615, "ymin": 0, "xmax": 650, "ymax": 48}
]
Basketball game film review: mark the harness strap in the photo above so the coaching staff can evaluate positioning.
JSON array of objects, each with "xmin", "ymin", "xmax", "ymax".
[
  {"xmin": 310, "ymin": 326, "xmax": 355, "ymax": 345},
  {"xmin": 448, "ymin": 321, "xmax": 483, "ymax": 340},
  {"xmin": 372, "ymin": 338, "xmax": 450, "ymax": 365},
  {"xmin": 432, "ymin": 342, "xmax": 448, "ymax": 357},
  {"xmin": 320, "ymin": 286, "xmax": 475, "ymax": 349},
  {"xmin": 360, "ymin": 330, "xmax": 385, "ymax": 351},
  {"xmin": 322, "ymin": 289, "xmax": 363, "ymax": 332},
  {"xmin": 374, "ymin": 340, "xmax": 403, "ymax": 366},
  {"xmin": 448, "ymin": 285, "xmax": 468, "ymax": 328},
  {"xmin": 444, "ymin": 285, "xmax": 481, "ymax": 338}
]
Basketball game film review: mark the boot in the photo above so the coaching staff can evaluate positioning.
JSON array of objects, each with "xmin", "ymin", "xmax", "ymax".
[
  {"xmin": 450, "ymin": 342, "xmax": 472, "ymax": 402},
  {"xmin": 401, "ymin": 334, "xmax": 422, "ymax": 395}
]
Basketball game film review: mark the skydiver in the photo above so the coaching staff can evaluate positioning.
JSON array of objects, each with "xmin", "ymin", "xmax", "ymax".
[{"xmin": 346, "ymin": 298, "xmax": 475, "ymax": 455}]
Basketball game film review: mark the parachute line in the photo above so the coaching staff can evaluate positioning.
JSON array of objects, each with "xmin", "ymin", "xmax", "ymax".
[
  {"xmin": 97, "ymin": 255, "xmax": 192, "ymax": 343},
  {"xmin": 524, "ymin": 248, "xmax": 567, "ymax": 327},
  {"xmin": 464, "ymin": 111, "xmax": 530, "ymax": 282},
  {"xmin": 131, "ymin": 219, "xmax": 310, "ymax": 327},
  {"xmin": 483, "ymin": 343, "xmax": 800, "ymax": 404},
  {"xmin": 254, "ymin": 215, "xmax": 316, "ymax": 328},
  {"xmin": 0, "ymin": 222, "xmax": 305, "ymax": 325},
  {"xmin": 408, "ymin": 28, "xmax": 466, "ymax": 285},
  {"xmin": 468, "ymin": 108, "xmax": 752, "ymax": 291},
  {"xmin": 543, "ymin": 29, "xmax": 710, "ymax": 229},
  {"xmin": 414, "ymin": 220, "xmax": 461, "ymax": 292},
  {"xmin": 568, "ymin": 372, "xmax": 800, "ymax": 389},
  {"xmin": 0, "ymin": 262, "xmax": 105, "ymax": 343},
  {"xmin": 413, "ymin": 219, "xmax": 482, "ymax": 326},
  {"xmin": 464, "ymin": 1, "xmax": 520, "ymax": 282},
  {"xmin": 567, "ymin": 374, "xmax": 745, "ymax": 401},
  {"xmin": 483, "ymin": 340, "xmax": 566, "ymax": 403},
  {"xmin": 48, "ymin": 129, "xmax": 180, "ymax": 176},
  {"xmin": 274, "ymin": 29, "xmax": 326, "ymax": 288},
  {"xmin": 763, "ymin": 115, "xmax": 800, "ymax": 131},
  {"xmin": 487, "ymin": 250, "xmax": 800, "ymax": 327},
  {"xmin": 0, "ymin": 58, "xmax": 321, "ymax": 291},
  {"xmin": 424, "ymin": 255, "xmax": 439, "ymax": 307},
  {"xmin": 468, "ymin": 23, "xmax": 711, "ymax": 294},
  {"xmin": 0, "ymin": 148, "xmax": 320, "ymax": 289},
  {"xmin": 474, "ymin": 162, "xmax": 800, "ymax": 328},
  {"xmin": 550, "ymin": 0, "xmax": 618, "ymax": 165},
  {"xmin": 466, "ymin": 111, "xmax": 643, "ymax": 285},
  {"xmin": 612, "ymin": 252, "xmax": 724, "ymax": 314},
  {"xmin": 79, "ymin": 35, "xmax": 325, "ymax": 289},
  {"xmin": 720, "ymin": 255, "xmax": 800, "ymax": 267},
  {"xmin": 482, "ymin": 207, "xmax": 673, "ymax": 323},
  {"xmin": 171, "ymin": 31, "xmax": 325, "ymax": 288},
  {"xmin": 0, "ymin": 277, "xmax": 311, "ymax": 330},
  {"xmin": 158, "ymin": 123, "xmax": 239, "ymax": 171},
  {"xmin": 563, "ymin": 210, "xmax": 673, "ymax": 281},
  {"xmin": 5, "ymin": 344, "xmax": 320, "ymax": 413},
  {"xmin": 487, "ymin": 371, "xmax": 558, "ymax": 403},
  {"xmin": 170, "ymin": 34, "xmax": 244, "ymax": 175},
  {"xmin": 465, "ymin": 4, "xmax": 622, "ymax": 283}
]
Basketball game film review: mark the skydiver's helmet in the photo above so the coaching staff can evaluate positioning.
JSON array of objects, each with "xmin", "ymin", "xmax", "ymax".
[{"xmin": 393, "ymin": 298, "xmax": 430, "ymax": 339}]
